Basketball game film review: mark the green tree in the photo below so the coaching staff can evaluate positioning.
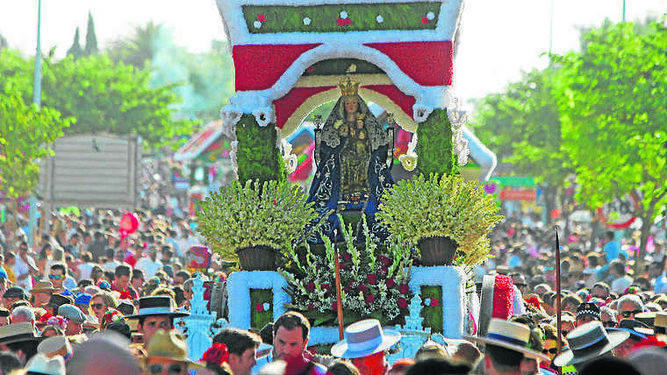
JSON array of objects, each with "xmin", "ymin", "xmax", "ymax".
[
  {"xmin": 0, "ymin": 50, "xmax": 72, "ymax": 197},
  {"xmin": 40, "ymin": 54, "xmax": 193, "ymax": 146},
  {"xmin": 107, "ymin": 21, "xmax": 162, "ymax": 69},
  {"xmin": 554, "ymin": 22, "xmax": 667, "ymax": 273},
  {"xmin": 84, "ymin": 12, "xmax": 98, "ymax": 56},
  {"xmin": 0, "ymin": 34, "xmax": 8, "ymax": 51},
  {"xmin": 66, "ymin": 27, "xmax": 83, "ymax": 59}
]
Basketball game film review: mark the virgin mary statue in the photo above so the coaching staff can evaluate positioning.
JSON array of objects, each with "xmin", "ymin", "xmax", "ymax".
[{"xmin": 306, "ymin": 76, "xmax": 394, "ymax": 242}]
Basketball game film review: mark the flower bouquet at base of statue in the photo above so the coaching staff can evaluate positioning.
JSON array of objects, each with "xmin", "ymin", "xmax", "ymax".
[{"xmin": 281, "ymin": 214, "xmax": 413, "ymax": 327}]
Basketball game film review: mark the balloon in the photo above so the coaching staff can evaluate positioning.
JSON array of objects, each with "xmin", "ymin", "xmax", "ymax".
[{"xmin": 118, "ymin": 212, "xmax": 139, "ymax": 239}]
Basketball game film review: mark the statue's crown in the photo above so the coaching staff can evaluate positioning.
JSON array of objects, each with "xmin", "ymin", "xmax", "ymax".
[{"xmin": 338, "ymin": 76, "xmax": 360, "ymax": 96}]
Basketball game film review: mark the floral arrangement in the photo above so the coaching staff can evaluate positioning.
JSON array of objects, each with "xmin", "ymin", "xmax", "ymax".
[
  {"xmin": 281, "ymin": 216, "xmax": 413, "ymax": 326},
  {"xmin": 197, "ymin": 179, "xmax": 317, "ymax": 263},
  {"xmin": 377, "ymin": 173, "xmax": 503, "ymax": 266}
]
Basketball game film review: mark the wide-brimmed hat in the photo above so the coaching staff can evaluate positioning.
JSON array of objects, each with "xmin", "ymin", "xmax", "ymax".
[
  {"xmin": 617, "ymin": 318, "xmax": 653, "ymax": 335},
  {"xmin": 553, "ymin": 321, "xmax": 630, "ymax": 367},
  {"xmin": 38, "ymin": 336, "xmax": 73, "ymax": 359},
  {"xmin": 0, "ymin": 322, "xmax": 39, "ymax": 345},
  {"xmin": 31, "ymin": 281, "xmax": 56, "ymax": 294},
  {"xmin": 24, "ymin": 353, "xmax": 65, "ymax": 375},
  {"xmin": 126, "ymin": 296, "xmax": 189, "ymax": 319},
  {"xmin": 47, "ymin": 294, "xmax": 74, "ymax": 308},
  {"xmin": 464, "ymin": 319, "xmax": 550, "ymax": 362},
  {"xmin": 331, "ymin": 319, "xmax": 401, "ymax": 359},
  {"xmin": 144, "ymin": 330, "xmax": 203, "ymax": 369},
  {"xmin": 3, "ymin": 286, "xmax": 28, "ymax": 300}
]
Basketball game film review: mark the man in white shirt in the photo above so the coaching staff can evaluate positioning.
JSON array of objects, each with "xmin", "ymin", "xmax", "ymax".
[
  {"xmin": 13, "ymin": 242, "xmax": 39, "ymax": 292},
  {"xmin": 135, "ymin": 245, "xmax": 163, "ymax": 279},
  {"xmin": 609, "ymin": 259, "xmax": 633, "ymax": 294}
]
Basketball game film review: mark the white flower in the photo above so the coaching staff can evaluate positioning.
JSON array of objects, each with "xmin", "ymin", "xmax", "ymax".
[
  {"xmin": 424, "ymin": 298, "xmax": 432, "ymax": 306},
  {"xmin": 253, "ymin": 20, "xmax": 262, "ymax": 29},
  {"xmin": 426, "ymin": 11, "xmax": 435, "ymax": 20},
  {"xmin": 262, "ymin": 303, "xmax": 270, "ymax": 311},
  {"xmin": 340, "ymin": 10, "xmax": 348, "ymax": 19},
  {"xmin": 303, "ymin": 17, "xmax": 311, "ymax": 26},
  {"xmin": 376, "ymin": 15, "xmax": 384, "ymax": 23}
]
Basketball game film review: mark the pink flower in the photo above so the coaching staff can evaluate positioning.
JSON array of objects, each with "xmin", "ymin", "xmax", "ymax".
[
  {"xmin": 367, "ymin": 274, "xmax": 378, "ymax": 285},
  {"xmin": 398, "ymin": 297, "xmax": 408, "ymax": 309},
  {"xmin": 365, "ymin": 294, "xmax": 375, "ymax": 305},
  {"xmin": 342, "ymin": 252, "xmax": 352, "ymax": 262},
  {"xmin": 306, "ymin": 282, "xmax": 315, "ymax": 293},
  {"xmin": 358, "ymin": 284, "xmax": 369, "ymax": 294},
  {"xmin": 336, "ymin": 18, "xmax": 344, "ymax": 26},
  {"xmin": 307, "ymin": 304, "xmax": 315, "ymax": 311},
  {"xmin": 380, "ymin": 256, "xmax": 391, "ymax": 266},
  {"xmin": 344, "ymin": 18, "xmax": 351, "ymax": 25},
  {"xmin": 255, "ymin": 303, "xmax": 263, "ymax": 312},
  {"xmin": 322, "ymin": 283, "xmax": 331, "ymax": 292},
  {"xmin": 257, "ymin": 14, "xmax": 266, "ymax": 22},
  {"xmin": 399, "ymin": 283, "xmax": 410, "ymax": 295},
  {"xmin": 272, "ymin": 199, "xmax": 277, "ymax": 205},
  {"xmin": 332, "ymin": 301, "xmax": 339, "ymax": 311},
  {"xmin": 385, "ymin": 278, "xmax": 396, "ymax": 289},
  {"xmin": 378, "ymin": 267, "xmax": 388, "ymax": 277},
  {"xmin": 431, "ymin": 298, "xmax": 440, "ymax": 307},
  {"xmin": 421, "ymin": 17, "xmax": 429, "ymax": 24}
]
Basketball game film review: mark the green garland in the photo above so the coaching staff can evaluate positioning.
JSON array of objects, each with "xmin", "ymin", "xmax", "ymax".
[
  {"xmin": 235, "ymin": 114, "xmax": 286, "ymax": 185},
  {"xmin": 416, "ymin": 108, "xmax": 457, "ymax": 177},
  {"xmin": 243, "ymin": 3, "xmax": 440, "ymax": 34}
]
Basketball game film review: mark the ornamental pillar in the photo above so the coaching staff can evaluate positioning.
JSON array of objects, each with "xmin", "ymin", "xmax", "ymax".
[
  {"xmin": 416, "ymin": 108, "xmax": 456, "ymax": 177},
  {"xmin": 234, "ymin": 114, "xmax": 286, "ymax": 185}
]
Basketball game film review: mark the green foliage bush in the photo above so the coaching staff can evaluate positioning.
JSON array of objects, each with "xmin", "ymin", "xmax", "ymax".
[
  {"xmin": 378, "ymin": 173, "xmax": 503, "ymax": 266},
  {"xmin": 197, "ymin": 180, "xmax": 316, "ymax": 263}
]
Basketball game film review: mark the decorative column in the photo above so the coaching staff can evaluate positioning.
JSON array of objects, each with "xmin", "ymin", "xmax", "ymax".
[
  {"xmin": 234, "ymin": 114, "xmax": 286, "ymax": 185},
  {"xmin": 416, "ymin": 108, "xmax": 456, "ymax": 177}
]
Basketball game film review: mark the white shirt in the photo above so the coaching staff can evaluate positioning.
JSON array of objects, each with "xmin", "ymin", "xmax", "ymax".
[
  {"xmin": 611, "ymin": 276, "xmax": 633, "ymax": 294},
  {"xmin": 78, "ymin": 262, "xmax": 94, "ymax": 280},
  {"xmin": 13, "ymin": 255, "xmax": 37, "ymax": 291},
  {"xmin": 135, "ymin": 257, "xmax": 162, "ymax": 278}
]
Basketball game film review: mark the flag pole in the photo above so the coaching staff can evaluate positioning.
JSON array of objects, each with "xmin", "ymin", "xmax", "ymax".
[
  {"xmin": 554, "ymin": 225, "xmax": 563, "ymax": 355},
  {"xmin": 333, "ymin": 229, "xmax": 345, "ymax": 340}
]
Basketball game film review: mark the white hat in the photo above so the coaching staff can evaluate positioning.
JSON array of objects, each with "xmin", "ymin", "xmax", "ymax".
[
  {"xmin": 464, "ymin": 319, "xmax": 550, "ymax": 362},
  {"xmin": 553, "ymin": 321, "xmax": 629, "ymax": 367},
  {"xmin": 24, "ymin": 353, "xmax": 66, "ymax": 375},
  {"xmin": 330, "ymin": 319, "xmax": 401, "ymax": 359}
]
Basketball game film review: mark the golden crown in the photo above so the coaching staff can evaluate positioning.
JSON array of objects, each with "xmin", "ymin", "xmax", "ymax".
[{"xmin": 338, "ymin": 76, "xmax": 360, "ymax": 97}]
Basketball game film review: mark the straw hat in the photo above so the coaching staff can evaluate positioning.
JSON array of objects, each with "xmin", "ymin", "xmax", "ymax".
[
  {"xmin": 31, "ymin": 281, "xmax": 56, "ymax": 294},
  {"xmin": 0, "ymin": 322, "xmax": 39, "ymax": 345},
  {"xmin": 24, "ymin": 353, "xmax": 65, "ymax": 375},
  {"xmin": 653, "ymin": 312, "xmax": 667, "ymax": 334},
  {"xmin": 331, "ymin": 319, "xmax": 401, "ymax": 359},
  {"xmin": 464, "ymin": 319, "xmax": 549, "ymax": 362},
  {"xmin": 553, "ymin": 321, "xmax": 630, "ymax": 367},
  {"xmin": 144, "ymin": 330, "xmax": 204, "ymax": 369}
]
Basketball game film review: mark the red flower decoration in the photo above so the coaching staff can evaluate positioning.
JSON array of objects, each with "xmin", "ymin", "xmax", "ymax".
[
  {"xmin": 385, "ymin": 278, "xmax": 396, "ymax": 289},
  {"xmin": 307, "ymin": 303, "xmax": 315, "ymax": 311},
  {"xmin": 380, "ymin": 256, "xmax": 391, "ymax": 266},
  {"xmin": 256, "ymin": 303, "xmax": 263, "ymax": 312},
  {"xmin": 421, "ymin": 17, "xmax": 429, "ymax": 24},
  {"xmin": 306, "ymin": 282, "xmax": 315, "ymax": 293},
  {"xmin": 272, "ymin": 199, "xmax": 277, "ymax": 205},
  {"xmin": 321, "ymin": 283, "xmax": 331, "ymax": 292},
  {"xmin": 430, "ymin": 298, "xmax": 440, "ymax": 307},
  {"xmin": 367, "ymin": 274, "xmax": 378, "ymax": 285},
  {"xmin": 342, "ymin": 252, "xmax": 352, "ymax": 262},
  {"xmin": 365, "ymin": 294, "xmax": 375, "ymax": 305},
  {"xmin": 358, "ymin": 284, "xmax": 369, "ymax": 294},
  {"xmin": 336, "ymin": 18, "xmax": 344, "ymax": 26},
  {"xmin": 399, "ymin": 283, "xmax": 410, "ymax": 295},
  {"xmin": 119, "ymin": 291, "xmax": 131, "ymax": 300},
  {"xmin": 344, "ymin": 18, "xmax": 351, "ymax": 25},
  {"xmin": 201, "ymin": 343, "xmax": 229, "ymax": 366},
  {"xmin": 332, "ymin": 301, "xmax": 339, "ymax": 311},
  {"xmin": 397, "ymin": 298, "xmax": 408, "ymax": 309},
  {"xmin": 257, "ymin": 14, "xmax": 266, "ymax": 22}
]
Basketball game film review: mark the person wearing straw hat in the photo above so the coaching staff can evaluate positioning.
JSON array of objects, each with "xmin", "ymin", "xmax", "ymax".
[
  {"xmin": 126, "ymin": 295, "xmax": 188, "ymax": 347},
  {"xmin": 0, "ymin": 322, "xmax": 41, "ymax": 363},
  {"xmin": 331, "ymin": 319, "xmax": 401, "ymax": 375},
  {"xmin": 30, "ymin": 281, "xmax": 55, "ymax": 309},
  {"xmin": 23, "ymin": 353, "xmax": 66, "ymax": 375},
  {"xmin": 38, "ymin": 336, "xmax": 73, "ymax": 361},
  {"xmin": 142, "ymin": 329, "xmax": 203, "ymax": 375},
  {"xmin": 464, "ymin": 318, "xmax": 549, "ymax": 375},
  {"xmin": 553, "ymin": 321, "xmax": 630, "ymax": 371}
]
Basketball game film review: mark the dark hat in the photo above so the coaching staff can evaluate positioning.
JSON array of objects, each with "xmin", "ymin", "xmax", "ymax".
[
  {"xmin": 47, "ymin": 294, "xmax": 74, "ymax": 308},
  {"xmin": 576, "ymin": 302, "xmax": 601, "ymax": 321},
  {"xmin": 106, "ymin": 321, "xmax": 131, "ymax": 340},
  {"xmin": 117, "ymin": 300, "xmax": 135, "ymax": 316},
  {"xmin": 617, "ymin": 319, "xmax": 653, "ymax": 336},
  {"xmin": 126, "ymin": 296, "xmax": 189, "ymax": 319},
  {"xmin": 3, "ymin": 286, "xmax": 28, "ymax": 300},
  {"xmin": 0, "ymin": 308, "xmax": 9, "ymax": 317},
  {"xmin": 553, "ymin": 322, "xmax": 630, "ymax": 367},
  {"xmin": 0, "ymin": 322, "xmax": 39, "ymax": 345}
]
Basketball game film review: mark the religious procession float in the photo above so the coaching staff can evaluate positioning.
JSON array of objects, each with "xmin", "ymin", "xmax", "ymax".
[{"xmin": 194, "ymin": 0, "xmax": 511, "ymax": 353}]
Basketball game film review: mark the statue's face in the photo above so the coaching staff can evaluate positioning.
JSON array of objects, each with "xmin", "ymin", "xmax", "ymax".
[{"xmin": 344, "ymin": 97, "xmax": 358, "ymax": 114}]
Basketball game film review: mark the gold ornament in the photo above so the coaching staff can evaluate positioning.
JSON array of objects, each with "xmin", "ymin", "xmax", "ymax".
[{"xmin": 338, "ymin": 76, "xmax": 360, "ymax": 97}]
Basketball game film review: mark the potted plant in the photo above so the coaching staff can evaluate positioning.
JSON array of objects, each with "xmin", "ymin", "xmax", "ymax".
[
  {"xmin": 377, "ymin": 173, "xmax": 503, "ymax": 266},
  {"xmin": 197, "ymin": 180, "xmax": 317, "ymax": 271}
]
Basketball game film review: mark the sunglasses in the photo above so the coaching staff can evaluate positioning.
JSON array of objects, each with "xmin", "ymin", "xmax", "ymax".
[
  {"xmin": 515, "ymin": 283, "xmax": 527, "ymax": 288},
  {"xmin": 146, "ymin": 363, "xmax": 184, "ymax": 375},
  {"xmin": 542, "ymin": 348, "xmax": 559, "ymax": 355},
  {"xmin": 48, "ymin": 274, "xmax": 64, "ymax": 280},
  {"xmin": 91, "ymin": 303, "xmax": 106, "ymax": 310},
  {"xmin": 620, "ymin": 310, "xmax": 643, "ymax": 318}
]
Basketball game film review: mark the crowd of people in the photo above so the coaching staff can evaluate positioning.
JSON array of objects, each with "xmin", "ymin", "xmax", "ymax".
[{"xmin": 0, "ymin": 204, "xmax": 665, "ymax": 374}]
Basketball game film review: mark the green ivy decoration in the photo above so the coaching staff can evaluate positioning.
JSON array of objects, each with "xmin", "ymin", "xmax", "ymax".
[{"xmin": 235, "ymin": 114, "xmax": 286, "ymax": 185}]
